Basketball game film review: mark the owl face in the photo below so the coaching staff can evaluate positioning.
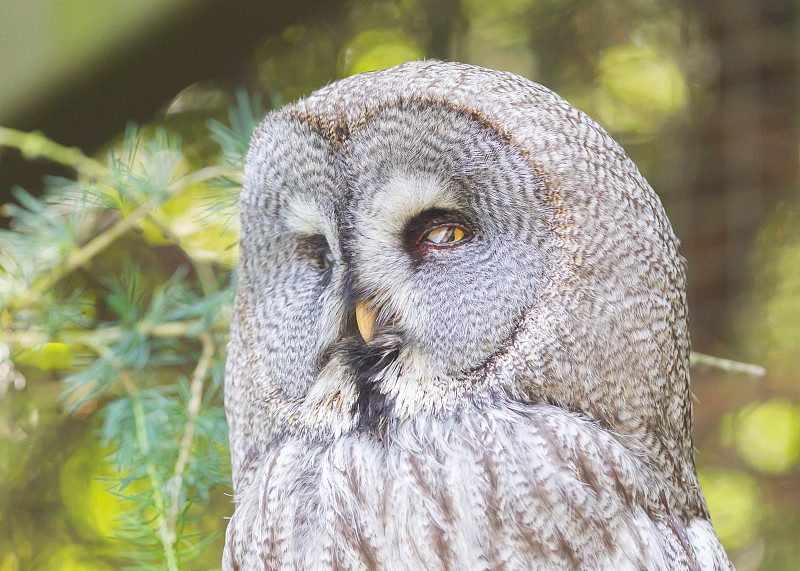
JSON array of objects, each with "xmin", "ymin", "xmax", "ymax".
[{"xmin": 237, "ymin": 102, "xmax": 552, "ymax": 431}]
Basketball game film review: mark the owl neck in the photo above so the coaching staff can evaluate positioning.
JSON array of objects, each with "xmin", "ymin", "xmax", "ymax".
[{"xmin": 492, "ymin": 278, "xmax": 707, "ymax": 520}]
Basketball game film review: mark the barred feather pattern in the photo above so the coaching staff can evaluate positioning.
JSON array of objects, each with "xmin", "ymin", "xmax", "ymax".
[
  {"xmin": 224, "ymin": 61, "xmax": 733, "ymax": 569},
  {"xmin": 224, "ymin": 403, "xmax": 729, "ymax": 570}
]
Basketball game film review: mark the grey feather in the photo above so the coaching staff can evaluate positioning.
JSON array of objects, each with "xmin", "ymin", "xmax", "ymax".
[{"xmin": 223, "ymin": 60, "xmax": 732, "ymax": 570}]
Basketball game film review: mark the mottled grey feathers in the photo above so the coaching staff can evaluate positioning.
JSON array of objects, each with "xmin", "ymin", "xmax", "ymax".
[{"xmin": 223, "ymin": 60, "xmax": 731, "ymax": 570}]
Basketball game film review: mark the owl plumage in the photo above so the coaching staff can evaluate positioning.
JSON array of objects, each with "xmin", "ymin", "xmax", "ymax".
[{"xmin": 223, "ymin": 61, "xmax": 732, "ymax": 570}]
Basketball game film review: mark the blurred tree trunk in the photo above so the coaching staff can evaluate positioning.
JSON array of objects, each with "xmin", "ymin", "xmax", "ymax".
[
  {"xmin": 684, "ymin": 0, "xmax": 799, "ymax": 350},
  {"xmin": 422, "ymin": 0, "xmax": 467, "ymax": 59}
]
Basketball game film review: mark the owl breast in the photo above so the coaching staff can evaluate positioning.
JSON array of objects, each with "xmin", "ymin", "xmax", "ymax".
[{"xmin": 224, "ymin": 402, "xmax": 721, "ymax": 570}]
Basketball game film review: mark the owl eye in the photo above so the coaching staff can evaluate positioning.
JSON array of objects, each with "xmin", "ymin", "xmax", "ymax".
[
  {"xmin": 420, "ymin": 223, "xmax": 472, "ymax": 249},
  {"xmin": 306, "ymin": 235, "xmax": 334, "ymax": 272},
  {"xmin": 321, "ymin": 249, "xmax": 335, "ymax": 270},
  {"xmin": 404, "ymin": 209, "xmax": 474, "ymax": 255},
  {"xmin": 424, "ymin": 225, "xmax": 466, "ymax": 245}
]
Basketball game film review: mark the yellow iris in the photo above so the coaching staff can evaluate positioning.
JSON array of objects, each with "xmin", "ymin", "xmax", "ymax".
[{"xmin": 424, "ymin": 225, "xmax": 465, "ymax": 245}]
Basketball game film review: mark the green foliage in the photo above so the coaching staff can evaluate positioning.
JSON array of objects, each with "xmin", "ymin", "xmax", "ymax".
[
  {"xmin": 0, "ymin": 94, "xmax": 263, "ymax": 569},
  {"xmin": 595, "ymin": 43, "xmax": 688, "ymax": 134},
  {"xmin": 2, "ymin": 3, "xmax": 798, "ymax": 569}
]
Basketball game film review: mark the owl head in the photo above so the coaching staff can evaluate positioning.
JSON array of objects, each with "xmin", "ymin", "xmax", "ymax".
[{"xmin": 226, "ymin": 61, "xmax": 698, "ymax": 512}]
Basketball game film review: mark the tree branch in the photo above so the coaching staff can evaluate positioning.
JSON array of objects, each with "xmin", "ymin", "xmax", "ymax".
[
  {"xmin": 120, "ymin": 371, "xmax": 179, "ymax": 571},
  {"xmin": 9, "ymin": 164, "xmax": 233, "ymax": 308},
  {"xmin": 0, "ymin": 126, "xmax": 109, "ymax": 179},
  {"xmin": 166, "ymin": 333, "xmax": 215, "ymax": 544},
  {"xmin": 690, "ymin": 352, "xmax": 766, "ymax": 377}
]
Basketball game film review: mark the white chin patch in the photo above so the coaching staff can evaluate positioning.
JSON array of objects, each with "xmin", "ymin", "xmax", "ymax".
[{"xmin": 311, "ymin": 341, "xmax": 453, "ymax": 422}]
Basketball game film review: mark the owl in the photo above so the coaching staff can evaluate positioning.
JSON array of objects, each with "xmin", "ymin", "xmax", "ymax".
[{"xmin": 223, "ymin": 61, "xmax": 732, "ymax": 570}]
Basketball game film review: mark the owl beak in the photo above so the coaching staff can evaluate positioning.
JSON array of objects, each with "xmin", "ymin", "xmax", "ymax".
[{"xmin": 355, "ymin": 300, "xmax": 378, "ymax": 342}]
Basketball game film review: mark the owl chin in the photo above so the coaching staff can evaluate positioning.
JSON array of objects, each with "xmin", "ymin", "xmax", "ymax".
[
  {"xmin": 339, "ymin": 331, "xmax": 402, "ymax": 429},
  {"xmin": 309, "ymin": 328, "xmax": 473, "ymax": 433}
]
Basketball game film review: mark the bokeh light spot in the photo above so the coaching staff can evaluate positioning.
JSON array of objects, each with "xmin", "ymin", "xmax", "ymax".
[
  {"xmin": 698, "ymin": 469, "xmax": 762, "ymax": 551},
  {"xmin": 14, "ymin": 342, "xmax": 73, "ymax": 370},
  {"xmin": 596, "ymin": 43, "xmax": 687, "ymax": 134},
  {"xmin": 733, "ymin": 399, "xmax": 800, "ymax": 474},
  {"xmin": 339, "ymin": 30, "xmax": 423, "ymax": 77}
]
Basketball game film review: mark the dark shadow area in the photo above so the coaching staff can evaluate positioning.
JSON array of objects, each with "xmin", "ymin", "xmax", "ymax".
[{"xmin": 0, "ymin": 0, "xmax": 347, "ymax": 207}]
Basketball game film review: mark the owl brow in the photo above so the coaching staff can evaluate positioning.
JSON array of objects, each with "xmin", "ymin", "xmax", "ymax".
[
  {"xmin": 286, "ymin": 99, "xmax": 557, "ymax": 231},
  {"xmin": 375, "ymin": 172, "xmax": 461, "ymax": 224},
  {"xmin": 282, "ymin": 196, "xmax": 335, "ymax": 238}
]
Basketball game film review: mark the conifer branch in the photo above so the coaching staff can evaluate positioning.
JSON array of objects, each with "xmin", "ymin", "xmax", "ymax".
[
  {"xmin": 0, "ymin": 97, "xmax": 262, "ymax": 566},
  {"xmin": 120, "ymin": 371, "xmax": 180, "ymax": 571},
  {"xmin": 144, "ymin": 213, "xmax": 217, "ymax": 294},
  {"xmin": 4, "ymin": 318, "xmax": 229, "ymax": 348},
  {"xmin": 0, "ymin": 126, "xmax": 109, "ymax": 179},
  {"xmin": 9, "ymin": 164, "xmax": 233, "ymax": 309},
  {"xmin": 167, "ymin": 333, "xmax": 215, "ymax": 545}
]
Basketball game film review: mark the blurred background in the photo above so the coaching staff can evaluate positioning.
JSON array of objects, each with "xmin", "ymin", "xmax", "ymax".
[{"xmin": 1, "ymin": 0, "xmax": 799, "ymax": 569}]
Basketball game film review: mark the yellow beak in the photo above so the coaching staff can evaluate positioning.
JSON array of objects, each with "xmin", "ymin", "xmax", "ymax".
[{"xmin": 355, "ymin": 300, "xmax": 378, "ymax": 342}]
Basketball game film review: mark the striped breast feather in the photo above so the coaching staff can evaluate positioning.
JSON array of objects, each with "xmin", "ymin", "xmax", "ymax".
[{"xmin": 223, "ymin": 402, "xmax": 732, "ymax": 571}]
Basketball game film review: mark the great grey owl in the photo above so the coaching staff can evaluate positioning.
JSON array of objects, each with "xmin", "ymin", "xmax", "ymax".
[{"xmin": 223, "ymin": 60, "xmax": 732, "ymax": 570}]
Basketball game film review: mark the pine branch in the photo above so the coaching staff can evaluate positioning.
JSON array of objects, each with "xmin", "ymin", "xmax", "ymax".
[
  {"xmin": 120, "ymin": 371, "xmax": 180, "ymax": 571},
  {"xmin": 167, "ymin": 333, "xmax": 215, "ymax": 544},
  {"xmin": 0, "ymin": 126, "xmax": 109, "ymax": 179},
  {"xmin": 7, "ymin": 164, "xmax": 233, "ymax": 310},
  {"xmin": 143, "ymin": 213, "xmax": 216, "ymax": 295},
  {"xmin": 2, "ymin": 108, "xmax": 251, "ymax": 567},
  {"xmin": 4, "ymin": 317, "xmax": 229, "ymax": 350}
]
